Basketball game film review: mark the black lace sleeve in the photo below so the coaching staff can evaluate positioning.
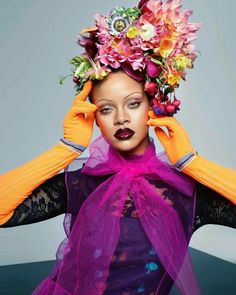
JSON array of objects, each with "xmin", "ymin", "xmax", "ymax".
[
  {"xmin": 0, "ymin": 173, "xmax": 67, "ymax": 228},
  {"xmin": 193, "ymin": 181, "xmax": 236, "ymax": 232}
]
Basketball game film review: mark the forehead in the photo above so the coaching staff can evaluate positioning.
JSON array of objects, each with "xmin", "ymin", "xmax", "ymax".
[{"xmin": 91, "ymin": 71, "xmax": 144, "ymax": 102}]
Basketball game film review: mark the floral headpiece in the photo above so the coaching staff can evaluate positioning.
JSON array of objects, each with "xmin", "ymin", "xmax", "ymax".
[{"xmin": 60, "ymin": 0, "xmax": 201, "ymax": 117}]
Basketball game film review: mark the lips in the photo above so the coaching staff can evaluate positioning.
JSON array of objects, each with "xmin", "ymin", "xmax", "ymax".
[{"xmin": 114, "ymin": 128, "xmax": 135, "ymax": 139}]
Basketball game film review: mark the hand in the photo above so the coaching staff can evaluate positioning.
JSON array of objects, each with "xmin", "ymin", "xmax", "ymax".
[
  {"xmin": 63, "ymin": 81, "xmax": 97, "ymax": 148},
  {"xmin": 147, "ymin": 111, "xmax": 195, "ymax": 165}
]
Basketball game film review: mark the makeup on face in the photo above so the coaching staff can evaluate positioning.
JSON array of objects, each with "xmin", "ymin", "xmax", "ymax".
[
  {"xmin": 91, "ymin": 70, "xmax": 150, "ymax": 156},
  {"xmin": 96, "ymin": 92, "xmax": 144, "ymax": 115},
  {"xmin": 114, "ymin": 127, "xmax": 135, "ymax": 140}
]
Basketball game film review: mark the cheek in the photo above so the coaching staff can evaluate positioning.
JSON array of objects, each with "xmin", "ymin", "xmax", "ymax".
[
  {"xmin": 134, "ymin": 104, "xmax": 150, "ymax": 123},
  {"xmin": 95, "ymin": 113, "xmax": 112, "ymax": 134}
]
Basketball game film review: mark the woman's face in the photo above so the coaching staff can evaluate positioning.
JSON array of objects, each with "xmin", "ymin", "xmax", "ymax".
[{"xmin": 91, "ymin": 70, "xmax": 151, "ymax": 156}]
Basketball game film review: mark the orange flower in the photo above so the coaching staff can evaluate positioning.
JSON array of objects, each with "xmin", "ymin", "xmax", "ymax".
[
  {"xmin": 80, "ymin": 26, "xmax": 98, "ymax": 34},
  {"xmin": 159, "ymin": 39, "xmax": 175, "ymax": 58}
]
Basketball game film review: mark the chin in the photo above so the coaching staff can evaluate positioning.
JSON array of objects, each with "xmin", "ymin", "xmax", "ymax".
[{"xmin": 108, "ymin": 135, "xmax": 148, "ymax": 156}]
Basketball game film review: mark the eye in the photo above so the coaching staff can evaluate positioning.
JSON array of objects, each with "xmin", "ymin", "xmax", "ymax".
[
  {"xmin": 99, "ymin": 106, "xmax": 112, "ymax": 114},
  {"xmin": 129, "ymin": 101, "xmax": 141, "ymax": 108},
  {"xmin": 99, "ymin": 100, "xmax": 141, "ymax": 114}
]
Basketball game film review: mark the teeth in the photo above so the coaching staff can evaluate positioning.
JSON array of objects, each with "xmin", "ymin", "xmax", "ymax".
[{"xmin": 117, "ymin": 133, "xmax": 132, "ymax": 138}]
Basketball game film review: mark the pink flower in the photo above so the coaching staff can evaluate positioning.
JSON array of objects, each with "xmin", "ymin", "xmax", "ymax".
[
  {"xmin": 77, "ymin": 35, "xmax": 97, "ymax": 58},
  {"xmin": 146, "ymin": 59, "xmax": 162, "ymax": 78},
  {"xmin": 138, "ymin": 0, "xmax": 202, "ymax": 58},
  {"xmin": 122, "ymin": 63, "xmax": 144, "ymax": 81},
  {"xmin": 127, "ymin": 51, "xmax": 145, "ymax": 71},
  {"xmin": 96, "ymin": 36, "xmax": 144, "ymax": 70}
]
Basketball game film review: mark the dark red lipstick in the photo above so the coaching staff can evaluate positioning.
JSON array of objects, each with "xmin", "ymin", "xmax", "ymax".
[{"xmin": 114, "ymin": 128, "xmax": 135, "ymax": 140}]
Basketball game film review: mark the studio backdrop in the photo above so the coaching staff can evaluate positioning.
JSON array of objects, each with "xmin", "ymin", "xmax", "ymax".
[{"xmin": 0, "ymin": 0, "xmax": 235, "ymax": 266}]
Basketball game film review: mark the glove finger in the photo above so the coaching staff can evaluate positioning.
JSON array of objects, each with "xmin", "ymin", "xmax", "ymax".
[
  {"xmin": 154, "ymin": 126, "xmax": 169, "ymax": 149},
  {"xmin": 72, "ymin": 80, "xmax": 93, "ymax": 103},
  {"xmin": 73, "ymin": 100, "xmax": 97, "ymax": 111},
  {"xmin": 148, "ymin": 111, "xmax": 179, "ymax": 123},
  {"xmin": 148, "ymin": 110, "xmax": 159, "ymax": 118},
  {"xmin": 147, "ymin": 116, "xmax": 179, "ymax": 135},
  {"xmin": 70, "ymin": 104, "xmax": 97, "ymax": 117},
  {"xmin": 85, "ymin": 112, "xmax": 95, "ymax": 127}
]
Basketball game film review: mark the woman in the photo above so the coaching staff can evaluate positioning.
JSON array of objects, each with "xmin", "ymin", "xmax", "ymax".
[
  {"xmin": 1, "ymin": 0, "xmax": 236, "ymax": 294},
  {"xmin": 1, "ymin": 69, "xmax": 236, "ymax": 295}
]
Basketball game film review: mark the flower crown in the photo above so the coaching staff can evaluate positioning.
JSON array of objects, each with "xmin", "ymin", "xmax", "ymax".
[{"xmin": 60, "ymin": 0, "xmax": 201, "ymax": 117}]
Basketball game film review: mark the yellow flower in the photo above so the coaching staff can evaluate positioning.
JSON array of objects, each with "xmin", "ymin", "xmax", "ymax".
[
  {"xmin": 127, "ymin": 26, "xmax": 140, "ymax": 39},
  {"xmin": 167, "ymin": 73, "xmax": 181, "ymax": 86},
  {"xmin": 175, "ymin": 54, "xmax": 192, "ymax": 69},
  {"xmin": 159, "ymin": 39, "xmax": 175, "ymax": 58}
]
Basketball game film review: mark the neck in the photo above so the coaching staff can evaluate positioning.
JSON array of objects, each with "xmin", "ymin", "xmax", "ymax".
[{"xmin": 118, "ymin": 136, "xmax": 152, "ymax": 159}]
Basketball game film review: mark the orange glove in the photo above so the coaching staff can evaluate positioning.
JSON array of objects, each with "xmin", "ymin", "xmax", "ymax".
[
  {"xmin": 0, "ymin": 81, "xmax": 97, "ymax": 226},
  {"xmin": 63, "ymin": 80, "xmax": 97, "ymax": 147},
  {"xmin": 147, "ymin": 111, "xmax": 196, "ymax": 165},
  {"xmin": 147, "ymin": 111, "xmax": 236, "ymax": 205}
]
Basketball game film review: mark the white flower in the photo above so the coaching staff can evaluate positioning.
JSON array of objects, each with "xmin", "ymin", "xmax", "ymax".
[{"xmin": 140, "ymin": 23, "xmax": 156, "ymax": 41}]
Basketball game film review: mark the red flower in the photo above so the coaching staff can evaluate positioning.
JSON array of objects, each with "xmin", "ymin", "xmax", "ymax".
[{"xmin": 138, "ymin": 0, "xmax": 149, "ymax": 10}]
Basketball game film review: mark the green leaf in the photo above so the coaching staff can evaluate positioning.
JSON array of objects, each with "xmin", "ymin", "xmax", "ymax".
[
  {"xmin": 58, "ymin": 74, "xmax": 73, "ymax": 85},
  {"xmin": 149, "ymin": 57, "xmax": 163, "ymax": 65},
  {"xmin": 69, "ymin": 55, "xmax": 91, "ymax": 67}
]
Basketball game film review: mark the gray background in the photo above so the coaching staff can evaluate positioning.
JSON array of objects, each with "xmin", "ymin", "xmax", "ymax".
[{"xmin": 0, "ymin": 0, "xmax": 235, "ymax": 266}]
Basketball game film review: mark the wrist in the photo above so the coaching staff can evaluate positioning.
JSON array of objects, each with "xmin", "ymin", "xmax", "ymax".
[
  {"xmin": 174, "ymin": 150, "xmax": 199, "ymax": 171},
  {"xmin": 59, "ymin": 138, "xmax": 87, "ymax": 154}
]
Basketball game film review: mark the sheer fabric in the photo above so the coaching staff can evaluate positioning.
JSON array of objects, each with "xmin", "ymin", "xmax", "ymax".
[
  {"xmin": 1, "ymin": 136, "xmax": 236, "ymax": 294},
  {"xmin": 2, "ymin": 173, "xmax": 236, "ymax": 232},
  {"xmin": 30, "ymin": 135, "xmax": 200, "ymax": 294}
]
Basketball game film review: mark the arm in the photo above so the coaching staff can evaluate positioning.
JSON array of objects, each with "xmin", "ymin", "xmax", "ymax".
[
  {"xmin": 0, "ymin": 81, "xmax": 96, "ymax": 225},
  {"xmin": 146, "ymin": 112, "xmax": 236, "ymax": 205},
  {"xmin": 182, "ymin": 155, "xmax": 236, "ymax": 205},
  {"xmin": 0, "ymin": 172, "xmax": 67, "ymax": 228},
  {"xmin": 193, "ymin": 181, "xmax": 236, "ymax": 232},
  {"xmin": 0, "ymin": 144, "xmax": 79, "ymax": 225}
]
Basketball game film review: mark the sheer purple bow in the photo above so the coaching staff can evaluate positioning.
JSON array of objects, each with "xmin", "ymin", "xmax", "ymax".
[
  {"xmin": 41, "ymin": 135, "xmax": 201, "ymax": 295},
  {"xmin": 56, "ymin": 135, "xmax": 199, "ymax": 295}
]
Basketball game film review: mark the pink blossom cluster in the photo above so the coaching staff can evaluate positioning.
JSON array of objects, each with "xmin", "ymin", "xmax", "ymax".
[
  {"xmin": 67, "ymin": 0, "xmax": 201, "ymax": 116},
  {"xmin": 92, "ymin": 0, "xmax": 201, "ymax": 74}
]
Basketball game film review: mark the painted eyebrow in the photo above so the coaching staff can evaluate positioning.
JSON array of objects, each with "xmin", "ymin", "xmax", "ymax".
[{"xmin": 96, "ymin": 92, "xmax": 142, "ymax": 103}]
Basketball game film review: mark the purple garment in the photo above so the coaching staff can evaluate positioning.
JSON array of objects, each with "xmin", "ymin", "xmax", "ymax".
[{"xmin": 32, "ymin": 135, "xmax": 200, "ymax": 295}]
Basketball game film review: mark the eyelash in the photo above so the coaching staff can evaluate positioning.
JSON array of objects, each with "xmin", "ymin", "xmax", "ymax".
[{"xmin": 99, "ymin": 101, "xmax": 141, "ymax": 114}]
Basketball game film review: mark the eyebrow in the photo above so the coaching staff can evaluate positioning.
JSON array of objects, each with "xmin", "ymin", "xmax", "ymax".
[{"xmin": 96, "ymin": 92, "xmax": 142, "ymax": 103}]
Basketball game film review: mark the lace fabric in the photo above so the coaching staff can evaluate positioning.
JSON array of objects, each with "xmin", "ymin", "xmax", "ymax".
[
  {"xmin": 193, "ymin": 181, "xmax": 236, "ymax": 231},
  {"xmin": 1, "ymin": 173, "xmax": 67, "ymax": 227}
]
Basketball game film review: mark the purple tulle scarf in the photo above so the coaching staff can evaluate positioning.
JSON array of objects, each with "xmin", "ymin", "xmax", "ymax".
[{"xmin": 32, "ymin": 135, "xmax": 200, "ymax": 295}]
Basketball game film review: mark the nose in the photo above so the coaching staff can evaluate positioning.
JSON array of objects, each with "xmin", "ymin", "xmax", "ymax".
[{"xmin": 114, "ymin": 107, "xmax": 130, "ymax": 125}]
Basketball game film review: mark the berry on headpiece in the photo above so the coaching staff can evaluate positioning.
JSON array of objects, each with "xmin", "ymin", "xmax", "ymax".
[{"xmin": 59, "ymin": 0, "xmax": 201, "ymax": 117}]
